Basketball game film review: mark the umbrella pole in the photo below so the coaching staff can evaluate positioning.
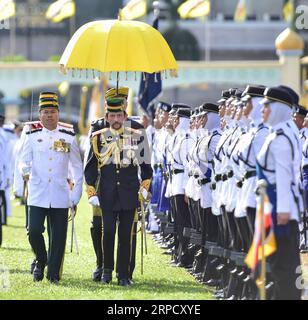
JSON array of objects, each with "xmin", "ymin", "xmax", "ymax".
[{"xmin": 116, "ymin": 72, "xmax": 119, "ymax": 94}]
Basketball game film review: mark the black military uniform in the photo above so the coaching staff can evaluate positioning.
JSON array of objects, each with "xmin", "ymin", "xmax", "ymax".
[
  {"xmin": 85, "ymin": 93, "xmax": 152, "ymax": 286},
  {"xmin": 87, "ymin": 87, "xmax": 145, "ymax": 282}
]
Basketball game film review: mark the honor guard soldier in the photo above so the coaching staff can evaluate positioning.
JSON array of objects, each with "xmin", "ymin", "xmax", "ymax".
[
  {"xmin": 19, "ymin": 92, "xmax": 83, "ymax": 283},
  {"xmin": 85, "ymin": 87, "xmax": 144, "ymax": 282},
  {"xmin": 257, "ymin": 87, "xmax": 303, "ymax": 300},
  {"xmin": 84, "ymin": 92, "xmax": 152, "ymax": 286}
]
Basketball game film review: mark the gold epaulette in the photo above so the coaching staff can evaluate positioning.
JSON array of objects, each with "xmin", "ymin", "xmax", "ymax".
[
  {"xmin": 92, "ymin": 127, "xmax": 109, "ymax": 137},
  {"xmin": 58, "ymin": 121, "xmax": 74, "ymax": 129},
  {"xmin": 125, "ymin": 127, "xmax": 142, "ymax": 135}
]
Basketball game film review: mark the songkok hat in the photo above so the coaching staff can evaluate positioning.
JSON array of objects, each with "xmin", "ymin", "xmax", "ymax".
[
  {"xmin": 260, "ymin": 87, "xmax": 293, "ymax": 108},
  {"xmin": 106, "ymin": 97, "xmax": 126, "ymax": 113},
  {"xmin": 241, "ymin": 85, "xmax": 266, "ymax": 102},
  {"xmin": 176, "ymin": 108, "xmax": 191, "ymax": 119},
  {"xmin": 200, "ymin": 103, "xmax": 219, "ymax": 116},
  {"xmin": 279, "ymin": 85, "xmax": 299, "ymax": 106},
  {"xmin": 39, "ymin": 91, "xmax": 59, "ymax": 111},
  {"xmin": 157, "ymin": 101, "xmax": 172, "ymax": 113},
  {"xmin": 105, "ymin": 87, "xmax": 129, "ymax": 100},
  {"xmin": 217, "ymin": 90, "xmax": 231, "ymax": 104},
  {"xmin": 294, "ymin": 105, "xmax": 308, "ymax": 117}
]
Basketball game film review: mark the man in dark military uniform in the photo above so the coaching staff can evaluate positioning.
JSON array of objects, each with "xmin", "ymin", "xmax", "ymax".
[
  {"xmin": 19, "ymin": 92, "xmax": 83, "ymax": 283},
  {"xmin": 86, "ymin": 87, "xmax": 145, "ymax": 282},
  {"xmin": 85, "ymin": 90, "xmax": 152, "ymax": 286}
]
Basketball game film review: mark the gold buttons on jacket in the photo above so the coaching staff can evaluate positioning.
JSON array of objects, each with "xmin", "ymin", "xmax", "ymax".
[
  {"xmin": 116, "ymin": 170, "xmax": 120, "ymax": 174},
  {"xmin": 49, "ymin": 157, "xmax": 52, "ymax": 161},
  {"xmin": 117, "ymin": 182, "xmax": 120, "ymax": 185}
]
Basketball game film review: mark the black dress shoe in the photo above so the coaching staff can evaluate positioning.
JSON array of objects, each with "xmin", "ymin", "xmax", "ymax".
[
  {"xmin": 49, "ymin": 278, "xmax": 59, "ymax": 284},
  {"xmin": 203, "ymin": 279, "xmax": 220, "ymax": 287},
  {"xmin": 101, "ymin": 274, "xmax": 112, "ymax": 284},
  {"xmin": 33, "ymin": 263, "xmax": 45, "ymax": 282},
  {"xmin": 118, "ymin": 278, "xmax": 130, "ymax": 286},
  {"xmin": 92, "ymin": 267, "xmax": 103, "ymax": 282}
]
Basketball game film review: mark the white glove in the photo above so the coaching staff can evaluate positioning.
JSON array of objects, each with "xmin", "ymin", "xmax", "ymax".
[{"xmin": 89, "ymin": 196, "xmax": 100, "ymax": 207}]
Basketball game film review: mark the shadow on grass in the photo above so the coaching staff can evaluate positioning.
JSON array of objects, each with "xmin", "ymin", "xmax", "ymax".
[
  {"xmin": 6, "ymin": 224, "xmax": 26, "ymax": 229},
  {"xmin": 56, "ymin": 277, "xmax": 211, "ymax": 296},
  {"xmin": 10, "ymin": 268, "xmax": 31, "ymax": 275},
  {"xmin": 0, "ymin": 246, "xmax": 30, "ymax": 252}
]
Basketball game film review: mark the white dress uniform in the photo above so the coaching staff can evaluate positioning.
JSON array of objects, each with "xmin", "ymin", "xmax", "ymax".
[
  {"xmin": 238, "ymin": 122, "xmax": 269, "ymax": 212},
  {"xmin": 0, "ymin": 127, "xmax": 8, "ymax": 192},
  {"xmin": 257, "ymin": 119, "xmax": 302, "ymax": 221},
  {"xmin": 198, "ymin": 128, "xmax": 221, "ymax": 209},
  {"xmin": 19, "ymin": 125, "xmax": 83, "ymax": 208},
  {"xmin": 171, "ymin": 120, "xmax": 194, "ymax": 196},
  {"xmin": 14, "ymin": 122, "xmax": 75, "ymax": 198},
  {"xmin": 184, "ymin": 128, "xmax": 200, "ymax": 202}
]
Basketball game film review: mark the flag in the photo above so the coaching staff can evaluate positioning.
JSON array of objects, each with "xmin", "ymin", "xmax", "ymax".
[
  {"xmin": 46, "ymin": 0, "xmax": 75, "ymax": 23},
  {"xmin": 0, "ymin": 0, "xmax": 15, "ymax": 21},
  {"xmin": 121, "ymin": 0, "xmax": 147, "ymax": 20},
  {"xmin": 283, "ymin": 0, "xmax": 294, "ymax": 22},
  {"xmin": 245, "ymin": 187, "xmax": 277, "ymax": 286},
  {"xmin": 138, "ymin": 15, "xmax": 162, "ymax": 113},
  {"xmin": 234, "ymin": 0, "xmax": 247, "ymax": 22},
  {"xmin": 178, "ymin": 0, "xmax": 211, "ymax": 19}
]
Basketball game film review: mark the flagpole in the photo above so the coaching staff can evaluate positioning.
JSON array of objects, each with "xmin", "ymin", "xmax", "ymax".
[
  {"xmin": 257, "ymin": 179, "xmax": 268, "ymax": 300},
  {"xmin": 9, "ymin": 15, "xmax": 16, "ymax": 58},
  {"xmin": 204, "ymin": 17, "xmax": 210, "ymax": 61}
]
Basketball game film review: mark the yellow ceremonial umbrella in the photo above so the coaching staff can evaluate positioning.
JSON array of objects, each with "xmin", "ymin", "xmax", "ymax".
[{"xmin": 59, "ymin": 18, "xmax": 178, "ymax": 84}]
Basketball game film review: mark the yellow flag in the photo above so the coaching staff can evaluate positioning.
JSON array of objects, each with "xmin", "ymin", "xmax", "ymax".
[
  {"xmin": 121, "ymin": 0, "xmax": 147, "ymax": 21},
  {"xmin": 234, "ymin": 0, "xmax": 247, "ymax": 22},
  {"xmin": 46, "ymin": 0, "xmax": 75, "ymax": 23},
  {"xmin": 283, "ymin": 0, "xmax": 294, "ymax": 22},
  {"xmin": 178, "ymin": 0, "xmax": 211, "ymax": 19},
  {"xmin": 0, "ymin": 0, "xmax": 16, "ymax": 21}
]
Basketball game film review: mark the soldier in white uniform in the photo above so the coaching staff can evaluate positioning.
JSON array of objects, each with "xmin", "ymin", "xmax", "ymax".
[
  {"xmin": 170, "ymin": 106, "xmax": 194, "ymax": 267},
  {"xmin": 257, "ymin": 86, "xmax": 302, "ymax": 300},
  {"xmin": 19, "ymin": 92, "xmax": 83, "ymax": 283},
  {"xmin": 0, "ymin": 112, "xmax": 8, "ymax": 245}
]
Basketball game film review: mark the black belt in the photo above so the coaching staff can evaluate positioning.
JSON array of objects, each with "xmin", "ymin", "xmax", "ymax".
[
  {"xmin": 215, "ymin": 174, "xmax": 222, "ymax": 182},
  {"xmin": 244, "ymin": 170, "xmax": 256, "ymax": 179},
  {"xmin": 222, "ymin": 174, "xmax": 228, "ymax": 181},
  {"xmin": 172, "ymin": 169, "xmax": 184, "ymax": 175},
  {"xmin": 198, "ymin": 178, "xmax": 211, "ymax": 186},
  {"xmin": 236, "ymin": 180, "xmax": 243, "ymax": 188},
  {"xmin": 227, "ymin": 170, "xmax": 234, "ymax": 178}
]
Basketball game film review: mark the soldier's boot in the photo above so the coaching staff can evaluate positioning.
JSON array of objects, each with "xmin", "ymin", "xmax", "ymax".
[
  {"xmin": 101, "ymin": 269, "xmax": 112, "ymax": 284},
  {"xmin": 33, "ymin": 262, "xmax": 45, "ymax": 282},
  {"xmin": 90, "ymin": 222, "xmax": 103, "ymax": 282}
]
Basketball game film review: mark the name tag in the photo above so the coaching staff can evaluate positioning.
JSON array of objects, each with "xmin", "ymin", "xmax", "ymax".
[{"xmin": 54, "ymin": 141, "xmax": 71, "ymax": 153}]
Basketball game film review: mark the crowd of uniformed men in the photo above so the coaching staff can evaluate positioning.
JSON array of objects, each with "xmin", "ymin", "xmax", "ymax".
[{"xmin": 0, "ymin": 83, "xmax": 307, "ymax": 299}]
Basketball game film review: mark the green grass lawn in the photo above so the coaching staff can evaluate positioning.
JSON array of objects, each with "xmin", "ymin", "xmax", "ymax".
[{"xmin": 0, "ymin": 192, "xmax": 213, "ymax": 300}]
